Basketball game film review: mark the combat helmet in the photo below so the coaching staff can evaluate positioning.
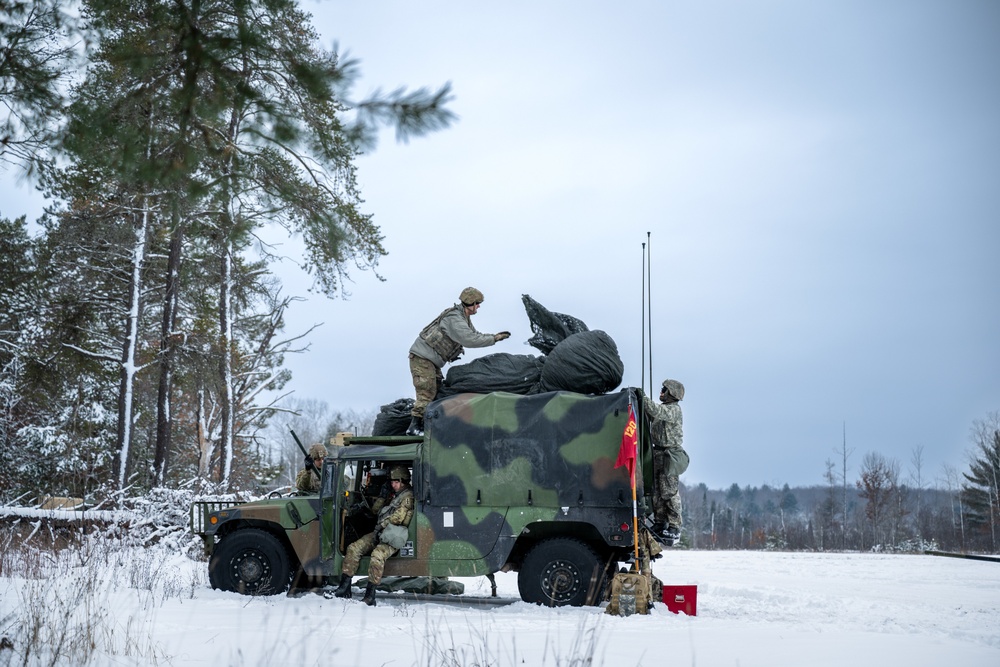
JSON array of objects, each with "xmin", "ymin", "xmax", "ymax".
[
  {"xmin": 459, "ymin": 287, "xmax": 484, "ymax": 306},
  {"xmin": 661, "ymin": 379, "xmax": 685, "ymax": 402},
  {"xmin": 308, "ymin": 443, "xmax": 328, "ymax": 459},
  {"xmin": 389, "ymin": 466, "xmax": 411, "ymax": 483}
]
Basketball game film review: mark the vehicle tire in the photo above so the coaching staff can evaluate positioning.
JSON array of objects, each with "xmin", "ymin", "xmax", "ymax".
[
  {"xmin": 517, "ymin": 537, "xmax": 607, "ymax": 607},
  {"xmin": 209, "ymin": 529, "xmax": 292, "ymax": 595}
]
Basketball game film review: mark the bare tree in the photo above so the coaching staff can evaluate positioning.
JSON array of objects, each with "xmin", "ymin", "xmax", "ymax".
[
  {"xmin": 909, "ymin": 444, "xmax": 927, "ymax": 539},
  {"xmin": 857, "ymin": 451, "xmax": 897, "ymax": 548},
  {"xmin": 836, "ymin": 422, "xmax": 853, "ymax": 548},
  {"xmin": 940, "ymin": 463, "xmax": 966, "ymax": 551}
]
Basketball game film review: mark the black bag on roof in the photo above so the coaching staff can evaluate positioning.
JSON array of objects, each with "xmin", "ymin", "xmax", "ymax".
[
  {"xmin": 438, "ymin": 353, "xmax": 545, "ymax": 397},
  {"xmin": 538, "ymin": 330, "xmax": 624, "ymax": 395},
  {"xmin": 372, "ymin": 398, "xmax": 415, "ymax": 436}
]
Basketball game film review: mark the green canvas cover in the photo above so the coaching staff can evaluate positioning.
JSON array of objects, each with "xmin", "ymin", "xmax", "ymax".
[{"xmin": 424, "ymin": 389, "xmax": 645, "ymax": 508}]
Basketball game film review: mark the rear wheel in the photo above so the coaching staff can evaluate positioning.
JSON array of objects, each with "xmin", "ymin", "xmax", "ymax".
[
  {"xmin": 517, "ymin": 538, "xmax": 608, "ymax": 607},
  {"xmin": 209, "ymin": 528, "xmax": 291, "ymax": 595}
]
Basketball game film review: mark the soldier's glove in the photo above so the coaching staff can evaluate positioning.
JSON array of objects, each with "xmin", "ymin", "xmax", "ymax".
[
  {"xmin": 304, "ymin": 454, "xmax": 314, "ymax": 470},
  {"xmin": 494, "ymin": 331, "xmax": 511, "ymax": 342}
]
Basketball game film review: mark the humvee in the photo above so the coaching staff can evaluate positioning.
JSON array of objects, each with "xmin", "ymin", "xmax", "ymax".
[{"xmin": 192, "ymin": 388, "xmax": 656, "ymax": 606}]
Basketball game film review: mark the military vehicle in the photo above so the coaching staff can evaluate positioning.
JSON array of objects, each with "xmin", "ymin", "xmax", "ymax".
[{"xmin": 192, "ymin": 388, "xmax": 657, "ymax": 606}]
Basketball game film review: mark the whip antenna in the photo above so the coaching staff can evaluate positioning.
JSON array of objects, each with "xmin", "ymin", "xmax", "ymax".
[
  {"xmin": 641, "ymin": 241, "xmax": 646, "ymax": 393},
  {"xmin": 647, "ymin": 231, "xmax": 653, "ymax": 397}
]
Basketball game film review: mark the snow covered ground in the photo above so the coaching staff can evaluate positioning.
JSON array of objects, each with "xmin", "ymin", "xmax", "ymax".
[{"xmin": 2, "ymin": 549, "xmax": 999, "ymax": 666}]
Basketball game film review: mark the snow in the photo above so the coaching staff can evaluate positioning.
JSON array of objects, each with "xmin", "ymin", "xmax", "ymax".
[{"xmin": 3, "ymin": 549, "xmax": 999, "ymax": 666}]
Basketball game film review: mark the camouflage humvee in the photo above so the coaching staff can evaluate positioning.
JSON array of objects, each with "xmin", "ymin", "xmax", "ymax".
[{"xmin": 194, "ymin": 388, "xmax": 655, "ymax": 606}]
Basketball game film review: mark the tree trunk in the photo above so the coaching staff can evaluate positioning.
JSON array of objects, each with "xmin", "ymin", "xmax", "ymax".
[
  {"xmin": 153, "ymin": 205, "xmax": 184, "ymax": 485},
  {"xmin": 115, "ymin": 205, "xmax": 149, "ymax": 489},
  {"xmin": 219, "ymin": 247, "xmax": 234, "ymax": 487}
]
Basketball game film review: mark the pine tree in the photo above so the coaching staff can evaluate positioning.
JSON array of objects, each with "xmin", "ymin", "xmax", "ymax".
[
  {"xmin": 962, "ymin": 412, "xmax": 1000, "ymax": 552},
  {"xmin": 0, "ymin": 215, "xmax": 38, "ymax": 497},
  {"xmin": 32, "ymin": 0, "xmax": 455, "ymax": 494},
  {"xmin": 0, "ymin": 0, "xmax": 74, "ymax": 172}
]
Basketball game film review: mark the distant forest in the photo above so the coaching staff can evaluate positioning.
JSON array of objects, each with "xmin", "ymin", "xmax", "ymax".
[{"xmin": 678, "ymin": 467, "xmax": 995, "ymax": 554}]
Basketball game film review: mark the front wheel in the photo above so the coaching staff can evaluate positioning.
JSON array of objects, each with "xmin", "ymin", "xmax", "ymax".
[
  {"xmin": 209, "ymin": 528, "xmax": 292, "ymax": 595},
  {"xmin": 517, "ymin": 538, "xmax": 607, "ymax": 607}
]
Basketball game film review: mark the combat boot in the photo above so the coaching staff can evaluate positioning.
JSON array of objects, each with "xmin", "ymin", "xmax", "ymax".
[
  {"xmin": 405, "ymin": 416, "xmax": 424, "ymax": 436},
  {"xmin": 361, "ymin": 581, "xmax": 378, "ymax": 606},
  {"xmin": 333, "ymin": 575, "xmax": 352, "ymax": 599}
]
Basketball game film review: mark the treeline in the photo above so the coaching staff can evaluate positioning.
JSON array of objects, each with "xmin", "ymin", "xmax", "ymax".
[
  {"xmin": 679, "ymin": 416, "xmax": 1000, "ymax": 554},
  {"xmin": 0, "ymin": 1, "xmax": 453, "ymax": 500}
]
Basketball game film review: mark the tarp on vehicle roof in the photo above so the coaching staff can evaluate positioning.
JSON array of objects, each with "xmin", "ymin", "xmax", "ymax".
[
  {"xmin": 538, "ymin": 330, "xmax": 624, "ymax": 395},
  {"xmin": 372, "ymin": 398, "xmax": 415, "ymax": 436},
  {"xmin": 438, "ymin": 353, "xmax": 545, "ymax": 398},
  {"xmin": 424, "ymin": 389, "xmax": 647, "ymax": 507}
]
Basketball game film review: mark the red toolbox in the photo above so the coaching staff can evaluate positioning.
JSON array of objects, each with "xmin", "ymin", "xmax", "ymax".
[{"xmin": 662, "ymin": 585, "xmax": 697, "ymax": 616}]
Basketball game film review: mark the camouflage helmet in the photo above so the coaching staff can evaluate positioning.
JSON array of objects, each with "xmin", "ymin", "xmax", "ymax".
[
  {"xmin": 459, "ymin": 287, "xmax": 484, "ymax": 306},
  {"xmin": 308, "ymin": 443, "xmax": 328, "ymax": 459},
  {"xmin": 661, "ymin": 379, "xmax": 685, "ymax": 402},
  {"xmin": 389, "ymin": 466, "xmax": 411, "ymax": 483}
]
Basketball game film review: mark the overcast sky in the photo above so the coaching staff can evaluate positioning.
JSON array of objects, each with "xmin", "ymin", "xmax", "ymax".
[{"xmin": 3, "ymin": 1, "xmax": 998, "ymax": 489}]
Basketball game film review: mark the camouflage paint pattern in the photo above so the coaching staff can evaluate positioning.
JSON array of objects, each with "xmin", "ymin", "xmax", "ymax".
[
  {"xmin": 364, "ymin": 389, "xmax": 649, "ymax": 578},
  {"xmin": 200, "ymin": 388, "xmax": 660, "ymax": 585},
  {"xmin": 201, "ymin": 495, "xmax": 328, "ymax": 576}
]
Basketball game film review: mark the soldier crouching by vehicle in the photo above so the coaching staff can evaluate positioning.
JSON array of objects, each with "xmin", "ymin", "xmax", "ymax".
[{"xmin": 333, "ymin": 466, "xmax": 415, "ymax": 606}]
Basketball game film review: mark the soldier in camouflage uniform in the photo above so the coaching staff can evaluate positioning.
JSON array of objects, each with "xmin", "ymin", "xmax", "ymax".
[
  {"xmin": 406, "ymin": 287, "xmax": 511, "ymax": 435},
  {"xmin": 642, "ymin": 379, "xmax": 689, "ymax": 546},
  {"xmin": 333, "ymin": 466, "xmax": 416, "ymax": 606},
  {"xmin": 294, "ymin": 443, "xmax": 327, "ymax": 494}
]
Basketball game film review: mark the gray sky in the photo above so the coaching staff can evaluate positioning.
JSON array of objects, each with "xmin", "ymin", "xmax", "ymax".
[{"xmin": 3, "ymin": 1, "xmax": 998, "ymax": 489}]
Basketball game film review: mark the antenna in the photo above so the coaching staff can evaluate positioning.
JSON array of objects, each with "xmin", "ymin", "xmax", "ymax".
[
  {"xmin": 647, "ymin": 231, "xmax": 653, "ymax": 397},
  {"xmin": 640, "ymin": 241, "xmax": 647, "ymax": 394}
]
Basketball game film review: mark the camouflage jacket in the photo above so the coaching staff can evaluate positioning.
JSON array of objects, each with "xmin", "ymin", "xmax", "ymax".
[
  {"xmin": 642, "ymin": 396, "xmax": 689, "ymax": 477},
  {"xmin": 410, "ymin": 304, "xmax": 497, "ymax": 368},
  {"xmin": 642, "ymin": 396, "xmax": 683, "ymax": 450},
  {"xmin": 295, "ymin": 467, "xmax": 320, "ymax": 494},
  {"xmin": 376, "ymin": 485, "xmax": 415, "ymax": 532}
]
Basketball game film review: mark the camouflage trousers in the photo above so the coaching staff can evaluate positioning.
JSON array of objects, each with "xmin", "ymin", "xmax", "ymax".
[
  {"xmin": 653, "ymin": 448, "xmax": 682, "ymax": 527},
  {"xmin": 409, "ymin": 353, "xmax": 443, "ymax": 418},
  {"xmin": 638, "ymin": 528, "xmax": 664, "ymax": 600},
  {"xmin": 342, "ymin": 532, "xmax": 399, "ymax": 585}
]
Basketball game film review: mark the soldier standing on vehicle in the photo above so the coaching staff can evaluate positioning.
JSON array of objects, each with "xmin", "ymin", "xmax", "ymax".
[
  {"xmin": 294, "ymin": 443, "xmax": 327, "ymax": 494},
  {"xmin": 642, "ymin": 379, "xmax": 689, "ymax": 546},
  {"xmin": 406, "ymin": 287, "xmax": 510, "ymax": 435},
  {"xmin": 333, "ymin": 466, "xmax": 415, "ymax": 606}
]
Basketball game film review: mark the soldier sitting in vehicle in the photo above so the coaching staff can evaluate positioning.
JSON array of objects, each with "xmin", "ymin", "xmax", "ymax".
[
  {"xmin": 333, "ymin": 465, "xmax": 415, "ymax": 606},
  {"xmin": 294, "ymin": 443, "xmax": 327, "ymax": 494},
  {"xmin": 344, "ymin": 466, "xmax": 390, "ymax": 543}
]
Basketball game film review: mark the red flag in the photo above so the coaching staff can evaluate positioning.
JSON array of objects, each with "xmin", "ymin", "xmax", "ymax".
[{"xmin": 615, "ymin": 403, "xmax": 638, "ymax": 486}]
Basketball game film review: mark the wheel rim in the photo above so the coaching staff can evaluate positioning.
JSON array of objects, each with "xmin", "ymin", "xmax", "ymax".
[
  {"xmin": 540, "ymin": 559, "xmax": 584, "ymax": 603},
  {"xmin": 233, "ymin": 549, "xmax": 270, "ymax": 587}
]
